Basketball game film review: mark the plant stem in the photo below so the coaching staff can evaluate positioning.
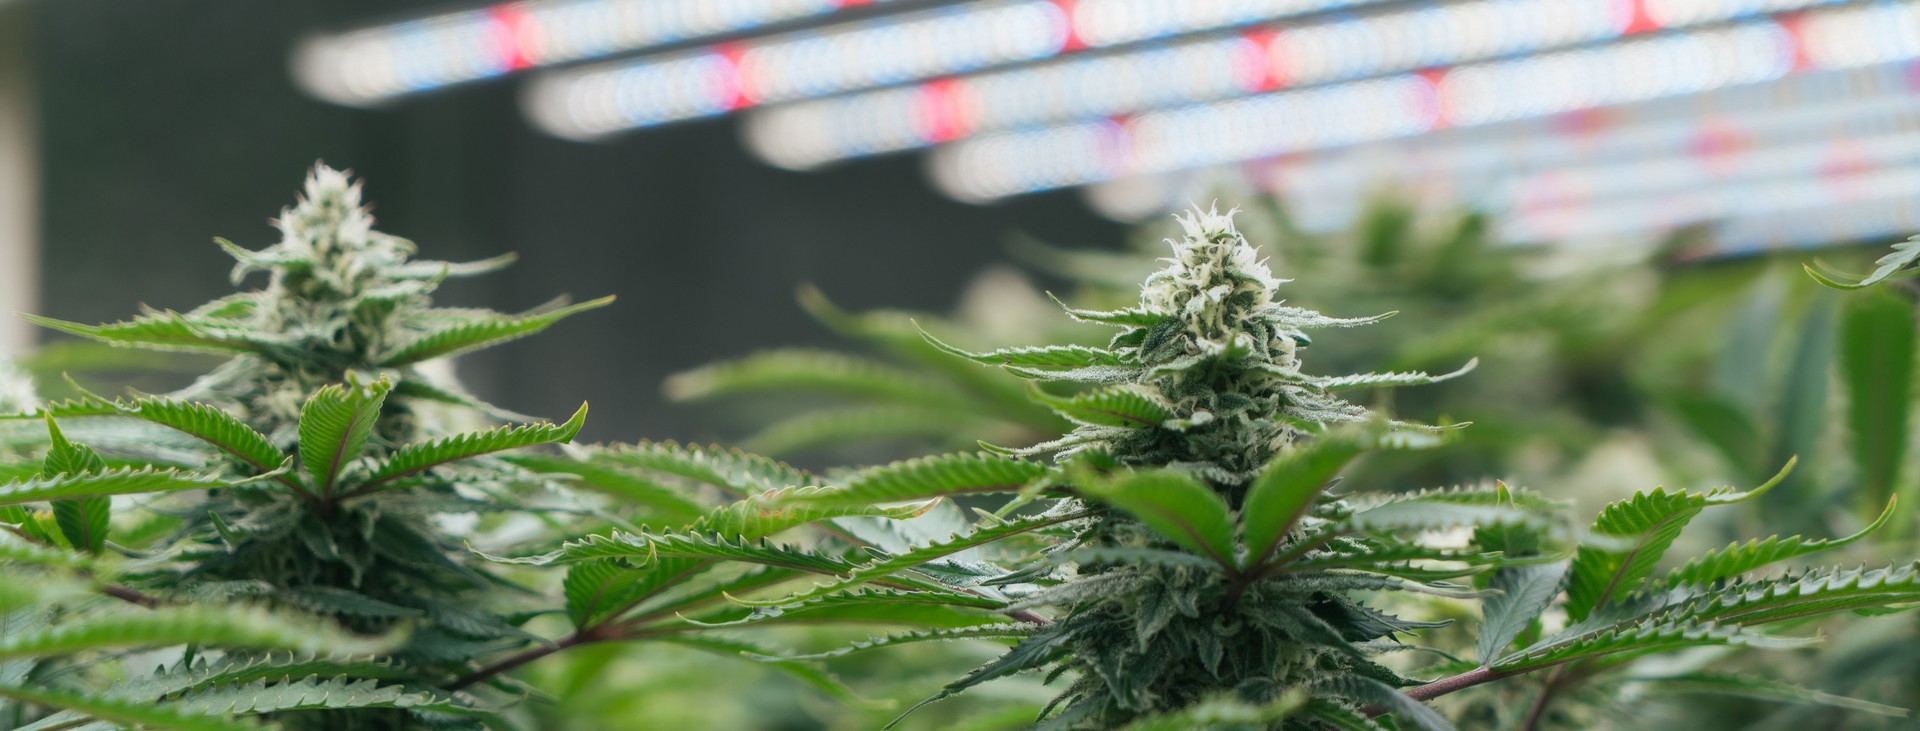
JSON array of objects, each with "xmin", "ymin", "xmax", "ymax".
[
  {"xmin": 1407, "ymin": 666, "xmax": 1505, "ymax": 701},
  {"xmin": 100, "ymin": 584, "xmax": 161, "ymax": 608},
  {"xmin": 1007, "ymin": 607, "xmax": 1051, "ymax": 625},
  {"xmin": 448, "ymin": 631, "xmax": 594, "ymax": 691},
  {"xmin": 1520, "ymin": 683, "xmax": 1557, "ymax": 731}
]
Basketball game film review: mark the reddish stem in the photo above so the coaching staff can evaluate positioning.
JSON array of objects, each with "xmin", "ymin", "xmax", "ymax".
[
  {"xmin": 448, "ymin": 631, "xmax": 595, "ymax": 692},
  {"xmin": 101, "ymin": 584, "xmax": 162, "ymax": 608}
]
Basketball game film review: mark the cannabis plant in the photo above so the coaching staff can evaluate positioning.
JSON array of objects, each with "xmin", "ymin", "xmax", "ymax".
[
  {"xmin": 669, "ymin": 196, "xmax": 1649, "ymax": 494},
  {"xmin": 0, "ymin": 165, "xmax": 609, "ymax": 729},
  {"xmin": 518, "ymin": 207, "xmax": 1918, "ymax": 730}
]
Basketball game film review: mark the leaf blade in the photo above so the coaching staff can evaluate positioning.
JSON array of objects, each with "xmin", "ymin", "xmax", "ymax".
[
  {"xmin": 1081, "ymin": 470, "xmax": 1236, "ymax": 568},
  {"xmin": 298, "ymin": 377, "xmax": 391, "ymax": 494}
]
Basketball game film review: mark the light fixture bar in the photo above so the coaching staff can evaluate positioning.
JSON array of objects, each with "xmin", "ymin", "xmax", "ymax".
[
  {"xmin": 745, "ymin": 0, "xmax": 1862, "ymax": 170},
  {"xmin": 1078, "ymin": 61, "xmax": 1920, "ymax": 254},
  {"xmin": 292, "ymin": 0, "xmax": 924, "ymax": 106},
  {"xmin": 926, "ymin": 1, "xmax": 1920, "ymax": 201},
  {"xmin": 519, "ymin": 0, "xmax": 1410, "ymax": 139}
]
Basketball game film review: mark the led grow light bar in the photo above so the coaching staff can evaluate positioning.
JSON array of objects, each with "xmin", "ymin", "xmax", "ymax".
[
  {"xmin": 520, "ymin": 0, "xmax": 1411, "ymax": 139},
  {"xmin": 291, "ymin": 0, "xmax": 921, "ymax": 106},
  {"xmin": 926, "ymin": 0, "xmax": 1920, "ymax": 201},
  {"xmin": 1267, "ymin": 89, "xmax": 1920, "ymax": 215},
  {"xmin": 743, "ymin": 0, "xmax": 1861, "ymax": 170},
  {"xmin": 1079, "ymin": 61, "xmax": 1920, "ymax": 251}
]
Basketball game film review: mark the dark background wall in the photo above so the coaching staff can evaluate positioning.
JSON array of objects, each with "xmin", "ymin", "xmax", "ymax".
[{"xmin": 27, "ymin": 0, "xmax": 1126, "ymax": 443}]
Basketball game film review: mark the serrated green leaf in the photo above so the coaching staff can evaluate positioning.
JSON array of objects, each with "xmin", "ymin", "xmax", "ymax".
[
  {"xmin": 0, "ymin": 684, "xmax": 267, "ymax": 731},
  {"xmin": 1028, "ymin": 384, "xmax": 1172, "ymax": 429},
  {"xmin": 380, "ymin": 295, "xmax": 614, "ymax": 366},
  {"xmin": 1496, "ymin": 617, "xmax": 1815, "ymax": 672},
  {"xmin": 1337, "ymin": 495, "xmax": 1551, "ymax": 539},
  {"xmin": 564, "ymin": 559, "xmax": 652, "ymax": 627},
  {"xmin": 0, "ymin": 533, "xmax": 98, "ymax": 572},
  {"xmin": 602, "ymin": 564, "xmax": 802, "ymax": 629},
  {"xmin": 94, "ymin": 653, "xmax": 416, "ymax": 709},
  {"xmin": 732, "ymin": 511, "xmax": 1085, "ymax": 608},
  {"xmin": 1566, "ymin": 458, "xmax": 1789, "ymax": 617},
  {"xmin": 182, "ymin": 290, "xmax": 262, "ymax": 320},
  {"xmin": 1256, "ymin": 306, "xmax": 1396, "ymax": 329},
  {"xmin": 1565, "ymin": 486, "xmax": 1709, "ymax": 623},
  {"xmin": 1629, "ymin": 672, "xmax": 1908, "ymax": 718},
  {"xmin": 50, "ymin": 496, "xmax": 109, "ymax": 557},
  {"xmin": 788, "ymin": 452, "xmax": 1049, "ymax": 508},
  {"xmin": 355, "ymin": 402, "xmax": 587, "ymax": 493},
  {"xmin": 0, "ymin": 604, "xmax": 402, "ymax": 659},
  {"xmin": 1313, "ymin": 676, "xmax": 1453, "ymax": 731},
  {"xmin": 1658, "ymin": 562, "xmax": 1920, "ymax": 627},
  {"xmin": 41, "ymin": 415, "xmax": 107, "ymax": 477},
  {"xmin": 581, "ymin": 441, "xmax": 822, "ymax": 498},
  {"xmin": 1080, "ymin": 470, "xmax": 1235, "ymax": 568},
  {"xmin": 1300, "ymin": 699, "xmax": 1389, "ymax": 731},
  {"xmin": 1653, "ymin": 496, "xmax": 1896, "ymax": 591},
  {"xmin": 165, "ymin": 675, "xmax": 461, "ymax": 716},
  {"xmin": 390, "ymin": 251, "xmax": 519, "ymax": 280},
  {"xmin": 1805, "ymin": 235, "xmax": 1920, "ymax": 289},
  {"xmin": 1265, "ymin": 540, "xmax": 1491, "ymax": 575},
  {"xmin": 43, "ymin": 416, "xmax": 111, "ymax": 555},
  {"xmin": 919, "ymin": 325, "xmax": 1126, "ymax": 371},
  {"xmin": 745, "ymin": 623, "xmax": 1032, "ymax": 662},
  {"xmin": 1839, "ymin": 288, "xmax": 1914, "ymax": 508},
  {"xmin": 66, "ymin": 393, "xmax": 285, "ymax": 476},
  {"xmin": 1243, "ymin": 434, "xmax": 1366, "ymax": 568},
  {"xmin": 695, "ymin": 588, "xmax": 1009, "ymax": 628},
  {"xmin": 663, "ymin": 349, "xmax": 970, "ymax": 409},
  {"xmin": 534, "ymin": 532, "xmax": 857, "ymax": 576},
  {"xmin": 0, "ymin": 504, "xmax": 56, "ymax": 545},
  {"xmin": 0, "ymin": 466, "xmax": 234, "ymax": 506},
  {"xmin": 697, "ymin": 485, "xmax": 937, "ymax": 540},
  {"xmin": 1773, "ymin": 303, "xmax": 1833, "ymax": 520},
  {"xmin": 1315, "ymin": 359, "xmax": 1477, "ymax": 392},
  {"xmin": 1565, "ymin": 461, "xmax": 1792, "ymax": 621},
  {"xmin": 21, "ymin": 310, "xmax": 273, "ymax": 356},
  {"xmin": 298, "ymin": 377, "xmax": 391, "ymax": 495},
  {"xmin": 503, "ymin": 453, "xmax": 708, "ymax": 528},
  {"xmin": 1476, "ymin": 560, "xmax": 1569, "ymax": 662}
]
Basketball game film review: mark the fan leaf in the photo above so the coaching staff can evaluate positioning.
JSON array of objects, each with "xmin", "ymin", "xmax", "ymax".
[
  {"xmin": 1080, "ymin": 470, "xmax": 1236, "ymax": 568},
  {"xmin": 1029, "ymin": 384, "xmax": 1173, "ymax": 429},
  {"xmin": 786, "ymin": 452, "xmax": 1049, "ymax": 508},
  {"xmin": 357, "ymin": 402, "xmax": 588, "ymax": 492},
  {"xmin": 380, "ymin": 295, "xmax": 614, "ymax": 366},
  {"xmin": 0, "ymin": 466, "xmax": 235, "ymax": 506},
  {"xmin": 298, "ymin": 377, "xmax": 391, "ymax": 495}
]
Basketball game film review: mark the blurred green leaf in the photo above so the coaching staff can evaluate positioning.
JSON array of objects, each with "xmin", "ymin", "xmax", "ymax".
[{"xmin": 1839, "ymin": 287, "xmax": 1914, "ymax": 509}]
